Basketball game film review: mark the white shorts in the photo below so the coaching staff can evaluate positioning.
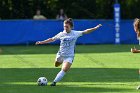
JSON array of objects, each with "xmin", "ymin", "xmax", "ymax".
[
  {"xmin": 137, "ymin": 37, "xmax": 140, "ymax": 40},
  {"xmin": 55, "ymin": 54, "xmax": 74, "ymax": 64}
]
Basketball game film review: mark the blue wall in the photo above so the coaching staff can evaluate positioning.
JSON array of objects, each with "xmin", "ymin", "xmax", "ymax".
[{"xmin": 0, "ymin": 19, "xmax": 138, "ymax": 45}]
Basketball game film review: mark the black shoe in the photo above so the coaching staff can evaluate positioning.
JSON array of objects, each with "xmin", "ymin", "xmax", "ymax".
[{"xmin": 50, "ymin": 82, "xmax": 56, "ymax": 86}]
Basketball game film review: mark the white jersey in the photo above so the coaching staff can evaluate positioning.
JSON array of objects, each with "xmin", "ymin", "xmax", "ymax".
[{"xmin": 52, "ymin": 30, "xmax": 83, "ymax": 57}]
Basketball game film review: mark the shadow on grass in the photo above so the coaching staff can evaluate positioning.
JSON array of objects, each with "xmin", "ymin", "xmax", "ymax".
[
  {"xmin": 0, "ymin": 84, "xmax": 134, "ymax": 93},
  {"xmin": 0, "ymin": 68, "xmax": 138, "ymax": 83},
  {"xmin": 0, "ymin": 44, "xmax": 137, "ymax": 55},
  {"xmin": 0, "ymin": 68, "xmax": 138, "ymax": 93}
]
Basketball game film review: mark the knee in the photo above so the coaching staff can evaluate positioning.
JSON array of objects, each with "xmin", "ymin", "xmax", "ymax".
[{"xmin": 62, "ymin": 68, "xmax": 69, "ymax": 72}]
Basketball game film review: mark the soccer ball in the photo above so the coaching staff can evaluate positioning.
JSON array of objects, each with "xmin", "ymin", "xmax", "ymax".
[{"xmin": 37, "ymin": 77, "xmax": 47, "ymax": 86}]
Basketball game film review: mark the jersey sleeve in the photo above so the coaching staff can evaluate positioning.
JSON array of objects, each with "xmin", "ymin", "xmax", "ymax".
[
  {"xmin": 74, "ymin": 31, "xmax": 83, "ymax": 37},
  {"xmin": 52, "ymin": 32, "xmax": 63, "ymax": 40}
]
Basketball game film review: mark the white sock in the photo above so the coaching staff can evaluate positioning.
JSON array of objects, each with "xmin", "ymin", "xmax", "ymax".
[{"xmin": 53, "ymin": 70, "xmax": 66, "ymax": 82}]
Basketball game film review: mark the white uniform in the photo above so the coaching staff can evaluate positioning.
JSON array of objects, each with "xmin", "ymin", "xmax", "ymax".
[{"xmin": 52, "ymin": 30, "xmax": 83, "ymax": 63}]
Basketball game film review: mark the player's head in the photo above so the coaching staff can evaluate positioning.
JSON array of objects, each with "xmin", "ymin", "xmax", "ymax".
[
  {"xmin": 36, "ymin": 9, "xmax": 41, "ymax": 15},
  {"xmin": 134, "ymin": 18, "xmax": 140, "ymax": 30},
  {"xmin": 134, "ymin": 18, "xmax": 140, "ymax": 37},
  {"xmin": 63, "ymin": 18, "xmax": 74, "ymax": 33}
]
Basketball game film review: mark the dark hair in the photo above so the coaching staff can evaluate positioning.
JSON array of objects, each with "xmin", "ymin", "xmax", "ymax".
[{"xmin": 64, "ymin": 18, "xmax": 74, "ymax": 28}]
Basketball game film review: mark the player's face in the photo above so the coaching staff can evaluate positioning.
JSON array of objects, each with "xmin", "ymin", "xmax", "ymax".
[{"xmin": 64, "ymin": 23, "xmax": 71, "ymax": 33}]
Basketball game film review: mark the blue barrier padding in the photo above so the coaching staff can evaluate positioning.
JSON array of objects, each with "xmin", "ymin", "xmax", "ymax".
[
  {"xmin": 120, "ymin": 20, "xmax": 138, "ymax": 44},
  {"xmin": 0, "ymin": 19, "xmax": 138, "ymax": 45}
]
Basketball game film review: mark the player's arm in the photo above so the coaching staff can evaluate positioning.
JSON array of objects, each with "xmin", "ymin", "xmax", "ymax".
[
  {"xmin": 82, "ymin": 24, "xmax": 102, "ymax": 34},
  {"xmin": 131, "ymin": 47, "xmax": 140, "ymax": 53},
  {"xmin": 35, "ymin": 38, "xmax": 55, "ymax": 45}
]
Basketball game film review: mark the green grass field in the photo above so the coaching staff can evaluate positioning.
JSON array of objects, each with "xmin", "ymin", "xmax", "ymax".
[{"xmin": 0, "ymin": 45, "xmax": 140, "ymax": 93}]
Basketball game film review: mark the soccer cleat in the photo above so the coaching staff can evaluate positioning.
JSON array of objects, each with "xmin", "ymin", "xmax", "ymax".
[{"xmin": 50, "ymin": 82, "xmax": 56, "ymax": 86}]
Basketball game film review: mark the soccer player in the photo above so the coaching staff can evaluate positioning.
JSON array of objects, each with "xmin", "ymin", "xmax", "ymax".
[
  {"xmin": 131, "ymin": 18, "xmax": 140, "ymax": 53},
  {"xmin": 36, "ymin": 18, "xmax": 102, "ymax": 86}
]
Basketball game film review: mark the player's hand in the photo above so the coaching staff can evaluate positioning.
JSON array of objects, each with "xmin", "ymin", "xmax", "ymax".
[
  {"xmin": 95, "ymin": 24, "xmax": 102, "ymax": 29},
  {"xmin": 97, "ymin": 24, "xmax": 102, "ymax": 27},
  {"xmin": 35, "ymin": 41, "xmax": 42, "ymax": 45}
]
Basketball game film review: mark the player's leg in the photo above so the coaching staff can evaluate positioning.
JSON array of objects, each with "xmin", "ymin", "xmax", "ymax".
[
  {"xmin": 131, "ymin": 47, "xmax": 140, "ymax": 53},
  {"xmin": 138, "ymin": 37, "xmax": 140, "ymax": 45},
  {"xmin": 54, "ymin": 54, "xmax": 63, "ymax": 67},
  {"xmin": 50, "ymin": 57, "xmax": 73, "ymax": 86},
  {"xmin": 55, "ymin": 61, "xmax": 62, "ymax": 67},
  {"xmin": 61, "ymin": 61, "xmax": 72, "ymax": 72}
]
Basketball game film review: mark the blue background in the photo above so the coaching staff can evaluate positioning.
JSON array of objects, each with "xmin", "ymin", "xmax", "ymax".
[{"xmin": 0, "ymin": 20, "xmax": 137, "ymax": 45}]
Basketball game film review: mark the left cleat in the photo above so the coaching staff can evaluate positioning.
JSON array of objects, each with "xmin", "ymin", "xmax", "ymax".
[{"xmin": 50, "ymin": 82, "xmax": 56, "ymax": 86}]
